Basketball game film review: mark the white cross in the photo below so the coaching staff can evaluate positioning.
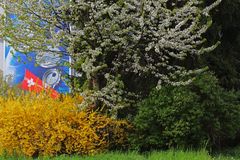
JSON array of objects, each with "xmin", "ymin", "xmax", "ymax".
[{"xmin": 27, "ymin": 78, "xmax": 35, "ymax": 87}]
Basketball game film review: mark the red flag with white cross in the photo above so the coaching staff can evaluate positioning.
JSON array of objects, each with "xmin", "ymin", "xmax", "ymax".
[{"xmin": 21, "ymin": 69, "xmax": 59, "ymax": 98}]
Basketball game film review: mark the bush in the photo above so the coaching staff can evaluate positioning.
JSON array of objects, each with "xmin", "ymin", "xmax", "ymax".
[
  {"xmin": 131, "ymin": 72, "xmax": 240, "ymax": 151},
  {"xmin": 0, "ymin": 93, "xmax": 131, "ymax": 157}
]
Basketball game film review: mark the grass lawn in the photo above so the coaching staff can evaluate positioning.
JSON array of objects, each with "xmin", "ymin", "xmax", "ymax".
[{"xmin": 1, "ymin": 149, "xmax": 240, "ymax": 160}]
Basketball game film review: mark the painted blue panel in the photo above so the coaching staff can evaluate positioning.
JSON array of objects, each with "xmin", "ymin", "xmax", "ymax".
[
  {"xmin": 4, "ymin": 6, "xmax": 71, "ymax": 93},
  {"xmin": 4, "ymin": 45, "xmax": 70, "ymax": 93}
]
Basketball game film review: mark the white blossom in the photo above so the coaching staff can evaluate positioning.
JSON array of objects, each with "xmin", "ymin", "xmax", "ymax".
[{"xmin": 0, "ymin": 0, "xmax": 221, "ymax": 112}]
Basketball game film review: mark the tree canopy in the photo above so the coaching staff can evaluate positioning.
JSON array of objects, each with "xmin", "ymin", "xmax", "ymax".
[
  {"xmin": 0, "ymin": 0, "xmax": 221, "ymax": 114},
  {"xmin": 204, "ymin": 0, "xmax": 240, "ymax": 89}
]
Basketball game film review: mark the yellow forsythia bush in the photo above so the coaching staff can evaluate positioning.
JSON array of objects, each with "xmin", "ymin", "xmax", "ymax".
[{"xmin": 0, "ymin": 93, "xmax": 131, "ymax": 157}]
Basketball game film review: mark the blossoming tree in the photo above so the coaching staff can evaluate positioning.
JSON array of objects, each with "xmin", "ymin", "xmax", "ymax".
[{"xmin": 0, "ymin": 0, "xmax": 221, "ymax": 114}]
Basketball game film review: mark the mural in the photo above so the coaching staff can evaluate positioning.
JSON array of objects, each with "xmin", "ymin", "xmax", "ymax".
[
  {"xmin": 0, "ymin": 9, "xmax": 71, "ymax": 95},
  {"xmin": 4, "ymin": 44, "xmax": 70, "ymax": 95}
]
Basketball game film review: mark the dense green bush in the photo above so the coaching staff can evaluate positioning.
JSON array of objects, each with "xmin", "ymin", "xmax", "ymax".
[{"xmin": 131, "ymin": 72, "xmax": 240, "ymax": 151}]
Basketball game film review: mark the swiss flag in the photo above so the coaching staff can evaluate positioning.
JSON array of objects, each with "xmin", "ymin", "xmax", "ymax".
[{"xmin": 21, "ymin": 69, "xmax": 59, "ymax": 98}]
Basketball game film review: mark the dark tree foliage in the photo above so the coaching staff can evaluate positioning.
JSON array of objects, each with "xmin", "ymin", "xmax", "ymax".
[
  {"xmin": 204, "ymin": 0, "xmax": 240, "ymax": 90},
  {"xmin": 131, "ymin": 72, "xmax": 240, "ymax": 151}
]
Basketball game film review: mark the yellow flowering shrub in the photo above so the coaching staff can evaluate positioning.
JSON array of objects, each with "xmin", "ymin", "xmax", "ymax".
[{"xmin": 0, "ymin": 93, "xmax": 131, "ymax": 157}]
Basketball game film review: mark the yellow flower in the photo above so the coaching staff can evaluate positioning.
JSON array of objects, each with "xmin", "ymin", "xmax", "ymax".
[{"xmin": 0, "ymin": 92, "xmax": 131, "ymax": 157}]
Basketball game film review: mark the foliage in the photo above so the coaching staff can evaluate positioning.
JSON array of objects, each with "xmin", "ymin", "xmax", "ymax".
[
  {"xmin": 214, "ymin": 146, "xmax": 240, "ymax": 160},
  {"xmin": 0, "ymin": 73, "xmax": 23, "ymax": 98},
  {"xmin": 203, "ymin": 0, "xmax": 240, "ymax": 89},
  {"xmin": 0, "ymin": 93, "xmax": 131, "ymax": 157},
  {"xmin": 131, "ymin": 72, "xmax": 240, "ymax": 151},
  {"xmin": 0, "ymin": 0, "xmax": 221, "ymax": 113}
]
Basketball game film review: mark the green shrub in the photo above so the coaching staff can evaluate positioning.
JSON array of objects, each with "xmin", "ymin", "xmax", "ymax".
[{"xmin": 131, "ymin": 72, "xmax": 240, "ymax": 151}]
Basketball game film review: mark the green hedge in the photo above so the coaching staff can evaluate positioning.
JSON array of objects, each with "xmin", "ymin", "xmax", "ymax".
[{"xmin": 131, "ymin": 72, "xmax": 240, "ymax": 151}]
